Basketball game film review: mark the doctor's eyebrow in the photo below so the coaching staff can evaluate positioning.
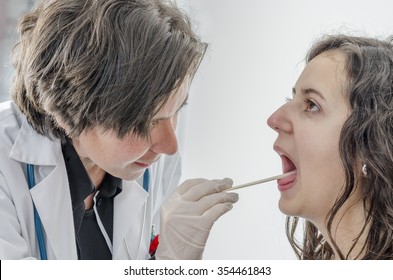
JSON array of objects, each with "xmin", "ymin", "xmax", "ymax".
[{"xmin": 151, "ymin": 94, "xmax": 189, "ymax": 122}]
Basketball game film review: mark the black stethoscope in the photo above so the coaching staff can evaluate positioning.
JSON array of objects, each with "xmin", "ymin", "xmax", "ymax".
[{"xmin": 27, "ymin": 164, "xmax": 150, "ymax": 260}]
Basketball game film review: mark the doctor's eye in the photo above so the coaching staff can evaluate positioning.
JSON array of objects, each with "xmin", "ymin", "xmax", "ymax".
[
  {"xmin": 304, "ymin": 98, "xmax": 320, "ymax": 113},
  {"xmin": 178, "ymin": 101, "xmax": 188, "ymax": 111},
  {"xmin": 150, "ymin": 120, "xmax": 160, "ymax": 129}
]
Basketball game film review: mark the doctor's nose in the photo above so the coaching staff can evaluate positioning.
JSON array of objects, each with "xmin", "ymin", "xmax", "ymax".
[
  {"xmin": 150, "ymin": 118, "xmax": 178, "ymax": 155},
  {"xmin": 267, "ymin": 104, "xmax": 293, "ymax": 134}
]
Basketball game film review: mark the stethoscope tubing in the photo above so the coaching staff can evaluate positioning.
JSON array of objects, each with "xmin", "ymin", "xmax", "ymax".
[{"xmin": 27, "ymin": 164, "xmax": 48, "ymax": 260}]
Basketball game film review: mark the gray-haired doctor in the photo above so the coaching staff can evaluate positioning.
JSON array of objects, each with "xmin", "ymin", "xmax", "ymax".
[{"xmin": 0, "ymin": 0, "xmax": 238, "ymax": 260}]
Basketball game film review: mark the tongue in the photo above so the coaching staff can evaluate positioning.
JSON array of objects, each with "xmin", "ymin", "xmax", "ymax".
[{"xmin": 277, "ymin": 171, "xmax": 297, "ymax": 185}]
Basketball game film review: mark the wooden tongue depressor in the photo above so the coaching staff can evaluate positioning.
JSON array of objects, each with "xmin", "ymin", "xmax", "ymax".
[{"xmin": 228, "ymin": 170, "xmax": 297, "ymax": 191}]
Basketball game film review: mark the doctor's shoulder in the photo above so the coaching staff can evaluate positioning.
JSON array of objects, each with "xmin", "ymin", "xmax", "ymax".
[
  {"xmin": 0, "ymin": 101, "xmax": 34, "ymax": 190},
  {"xmin": 0, "ymin": 101, "xmax": 41, "ymax": 259},
  {"xmin": 0, "ymin": 101, "xmax": 25, "ymax": 149},
  {"xmin": 0, "ymin": 100, "xmax": 52, "ymax": 191}
]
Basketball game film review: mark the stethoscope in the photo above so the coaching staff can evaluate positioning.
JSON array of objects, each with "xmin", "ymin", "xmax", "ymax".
[{"xmin": 27, "ymin": 164, "xmax": 150, "ymax": 260}]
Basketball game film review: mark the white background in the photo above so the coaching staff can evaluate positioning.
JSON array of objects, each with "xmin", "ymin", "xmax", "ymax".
[
  {"xmin": 176, "ymin": 0, "xmax": 393, "ymax": 259},
  {"xmin": 2, "ymin": 0, "xmax": 393, "ymax": 260}
]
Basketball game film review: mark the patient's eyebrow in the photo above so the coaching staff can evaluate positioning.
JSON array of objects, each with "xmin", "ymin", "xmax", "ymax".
[
  {"xmin": 302, "ymin": 87, "xmax": 326, "ymax": 101},
  {"xmin": 293, "ymin": 87, "xmax": 326, "ymax": 101}
]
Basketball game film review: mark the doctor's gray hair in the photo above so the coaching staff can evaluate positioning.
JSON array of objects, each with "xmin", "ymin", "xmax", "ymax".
[
  {"xmin": 286, "ymin": 34, "xmax": 393, "ymax": 260},
  {"xmin": 12, "ymin": 0, "xmax": 207, "ymax": 140}
]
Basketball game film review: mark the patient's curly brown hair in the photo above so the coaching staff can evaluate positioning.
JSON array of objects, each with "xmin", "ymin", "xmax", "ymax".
[{"xmin": 287, "ymin": 34, "xmax": 393, "ymax": 259}]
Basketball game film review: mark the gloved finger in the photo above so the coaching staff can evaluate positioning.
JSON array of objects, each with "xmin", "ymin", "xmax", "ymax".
[
  {"xmin": 201, "ymin": 202, "xmax": 235, "ymax": 230},
  {"xmin": 175, "ymin": 178, "xmax": 209, "ymax": 195},
  {"xmin": 193, "ymin": 192, "xmax": 239, "ymax": 215},
  {"xmin": 182, "ymin": 178, "xmax": 233, "ymax": 201}
]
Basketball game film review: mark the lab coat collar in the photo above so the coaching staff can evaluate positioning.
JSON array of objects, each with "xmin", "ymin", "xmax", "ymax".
[{"xmin": 9, "ymin": 118, "xmax": 60, "ymax": 166}]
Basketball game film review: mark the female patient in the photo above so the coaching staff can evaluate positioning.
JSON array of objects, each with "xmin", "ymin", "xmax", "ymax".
[{"xmin": 267, "ymin": 34, "xmax": 393, "ymax": 259}]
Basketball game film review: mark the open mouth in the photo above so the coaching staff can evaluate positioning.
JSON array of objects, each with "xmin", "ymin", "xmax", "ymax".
[
  {"xmin": 280, "ymin": 155, "xmax": 297, "ymax": 173},
  {"xmin": 277, "ymin": 154, "xmax": 298, "ymax": 191}
]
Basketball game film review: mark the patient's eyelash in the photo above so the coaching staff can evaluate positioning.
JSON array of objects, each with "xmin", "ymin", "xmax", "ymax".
[{"xmin": 304, "ymin": 98, "xmax": 320, "ymax": 113}]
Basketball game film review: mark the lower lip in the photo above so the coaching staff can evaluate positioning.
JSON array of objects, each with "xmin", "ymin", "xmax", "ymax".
[{"xmin": 277, "ymin": 172, "xmax": 297, "ymax": 192}]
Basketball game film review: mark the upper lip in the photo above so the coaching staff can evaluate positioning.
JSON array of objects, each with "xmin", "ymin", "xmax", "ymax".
[{"xmin": 273, "ymin": 143, "xmax": 297, "ymax": 173}]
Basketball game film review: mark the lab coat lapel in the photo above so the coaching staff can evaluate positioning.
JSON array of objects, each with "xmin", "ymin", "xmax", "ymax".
[
  {"xmin": 10, "ymin": 119, "xmax": 77, "ymax": 259},
  {"xmin": 113, "ymin": 180, "xmax": 149, "ymax": 259},
  {"xmin": 29, "ymin": 159, "xmax": 77, "ymax": 259}
]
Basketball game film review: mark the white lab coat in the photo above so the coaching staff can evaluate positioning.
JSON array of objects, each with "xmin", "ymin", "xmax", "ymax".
[{"xmin": 0, "ymin": 101, "xmax": 181, "ymax": 259}]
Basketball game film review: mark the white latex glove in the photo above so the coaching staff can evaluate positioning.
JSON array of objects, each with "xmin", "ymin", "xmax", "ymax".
[{"xmin": 155, "ymin": 178, "xmax": 239, "ymax": 260}]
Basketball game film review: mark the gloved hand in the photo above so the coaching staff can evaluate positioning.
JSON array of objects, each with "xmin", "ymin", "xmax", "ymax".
[{"xmin": 155, "ymin": 178, "xmax": 239, "ymax": 260}]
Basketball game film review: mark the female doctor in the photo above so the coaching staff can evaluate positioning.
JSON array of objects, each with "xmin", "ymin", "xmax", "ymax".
[{"xmin": 0, "ymin": 0, "xmax": 239, "ymax": 260}]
